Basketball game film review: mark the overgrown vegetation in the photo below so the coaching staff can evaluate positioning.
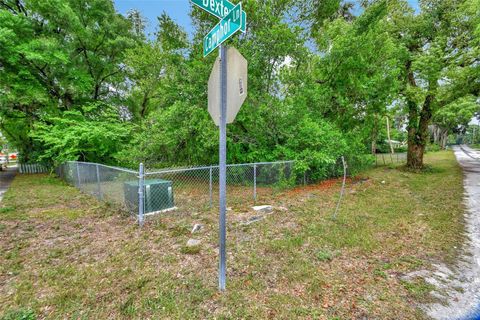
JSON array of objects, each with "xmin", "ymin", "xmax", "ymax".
[
  {"xmin": 0, "ymin": 151, "xmax": 465, "ymax": 318},
  {"xmin": 0, "ymin": 0, "xmax": 478, "ymax": 170}
]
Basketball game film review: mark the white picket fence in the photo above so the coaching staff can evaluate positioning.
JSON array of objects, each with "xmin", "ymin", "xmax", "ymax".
[{"xmin": 19, "ymin": 163, "xmax": 50, "ymax": 174}]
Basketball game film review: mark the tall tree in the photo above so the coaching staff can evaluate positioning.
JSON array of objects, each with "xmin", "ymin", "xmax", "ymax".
[
  {"xmin": 386, "ymin": 0, "xmax": 478, "ymax": 168},
  {"xmin": 432, "ymin": 95, "xmax": 479, "ymax": 149},
  {"xmin": 302, "ymin": 1, "xmax": 401, "ymax": 154},
  {"xmin": 126, "ymin": 9, "xmax": 147, "ymax": 38},
  {"xmin": 0, "ymin": 0, "xmax": 138, "ymax": 161}
]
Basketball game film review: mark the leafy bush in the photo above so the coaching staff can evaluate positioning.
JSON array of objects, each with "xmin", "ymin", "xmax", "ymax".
[
  {"xmin": 31, "ymin": 103, "xmax": 133, "ymax": 166},
  {"xmin": 274, "ymin": 117, "xmax": 369, "ymax": 181},
  {"xmin": 116, "ymin": 101, "xmax": 218, "ymax": 168},
  {"xmin": 426, "ymin": 144, "xmax": 441, "ymax": 153},
  {"xmin": 394, "ymin": 146, "xmax": 408, "ymax": 153}
]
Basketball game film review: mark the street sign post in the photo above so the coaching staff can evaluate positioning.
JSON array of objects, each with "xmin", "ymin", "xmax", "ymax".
[
  {"xmin": 208, "ymin": 47, "xmax": 248, "ymax": 126},
  {"xmin": 190, "ymin": 0, "xmax": 247, "ymax": 33},
  {"xmin": 218, "ymin": 44, "xmax": 228, "ymax": 292},
  {"xmin": 190, "ymin": 0, "xmax": 247, "ymax": 292},
  {"xmin": 203, "ymin": 2, "xmax": 242, "ymax": 57}
]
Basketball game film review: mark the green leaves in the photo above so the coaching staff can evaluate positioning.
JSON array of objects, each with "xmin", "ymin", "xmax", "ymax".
[
  {"xmin": 0, "ymin": 0, "xmax": 139, "ymax": 160},
  {"xmin": 1, "ymin": 0, "xmax": 477, "ymax": 170},
  {"xmin": 434, "ymin": 96, "xmax": 479, "ymax": 132},
  {"xmin": 31, "ymin": 103, "xmax": 133, "ymax": 165}
]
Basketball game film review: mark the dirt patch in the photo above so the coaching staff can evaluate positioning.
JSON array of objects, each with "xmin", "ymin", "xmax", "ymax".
[{"xmin": 286, "ymin": 177, "xmax": 347, "ymax": 196}]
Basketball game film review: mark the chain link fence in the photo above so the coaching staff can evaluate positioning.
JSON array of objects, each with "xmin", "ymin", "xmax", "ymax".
[
  {"xmin": 375, "ymin": 153, "xmax": 407, "ymax": 166},
  {"xmin": 56, "ymin": 157, "xmax": 369, "ymax": 225},
  {"xmin": 56, "ymin": 162, "xmax": 139, "ymax": 214},
  {"xmin": 143, "ymin": 161, "xmax": 295, "ymax": 216}
]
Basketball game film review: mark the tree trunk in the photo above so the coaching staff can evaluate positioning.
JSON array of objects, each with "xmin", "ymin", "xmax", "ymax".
[
  {"xmin": 140, "ymin": 91, "xmax": 149, "ymax": 119},
  {"xmin": 432, "ymin": 125, "xmax": 439, "ymax": 145},
  {"xmin": 405, "ymin": 57, "xmax": 436, "ymax": 170},
  {"xmin": 441, "ymin": 130, "xmax": 448, "ymax": 149},
  {"xmin": 407, "ymin": 142, "xmax": 425, "ymax": 169},
  {"xmin": 407, "ymin": 94, "xmax": 434, "ymax": 169},
  {"xmin": 406, "ymin": 96, "xmax": 421, "ymax": 169},
  {"xmin": 94, "ymin": 84, "xmax": 100, "ymax": 100}
]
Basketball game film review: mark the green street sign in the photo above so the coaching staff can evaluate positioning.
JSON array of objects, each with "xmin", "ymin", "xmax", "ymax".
[
  {"xmin": 203, "ymin": 2, "xmax": 242, "ymax": 57},
  {"xmin": 190, "ymin": 0, "xmax": 246, "ymax": 33}
]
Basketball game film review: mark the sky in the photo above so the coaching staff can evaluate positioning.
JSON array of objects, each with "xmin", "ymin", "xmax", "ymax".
[
  {"xmin": 114, "ymin": 0, "xmax": 192, "ymax": 39},
  {"xmin": 113, "ymin": 0, "xmax": 420, "ymax": 39}
]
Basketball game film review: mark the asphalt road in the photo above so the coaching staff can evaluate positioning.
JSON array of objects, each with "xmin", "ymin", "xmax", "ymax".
[{"xmin": 0, "ymin": 166, "xmax": 17, "ymax": 203}]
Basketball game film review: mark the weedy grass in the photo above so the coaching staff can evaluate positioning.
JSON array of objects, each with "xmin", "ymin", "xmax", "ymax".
[
  {"xmin": 0, "ymin": 151, "xmax": 465, "ymax": 319},
  {"xmin": 470, "ymin": 144, "xmax": 480, "ymax": 150}
]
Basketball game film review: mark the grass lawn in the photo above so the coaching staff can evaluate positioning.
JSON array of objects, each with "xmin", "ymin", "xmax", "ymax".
[
  {"xmin": 0, "ymin": 151, "xmax": 465, "ymax": 319},
  {"xmin": 470, "ymin": 144, "xmax": 480, "ymax": 150}
]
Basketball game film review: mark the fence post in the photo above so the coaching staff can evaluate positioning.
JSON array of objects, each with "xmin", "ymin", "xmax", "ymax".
[
  {"xmin": 138, "ymin": 163, "xmax": 145, "ymax": 227},
  {"xmin": 96, "ymin": 164, "xmax": 102, "ymax": 200},
  {"xmin": 209, "ymin": 166, "xmax": 213, "ymax": 208},
  {"xmin": 333, "ymin": 156, "xmax": 347, "ymax": 220},
  {"xmin": 253, "ymin": 164, "xmax": 257, "ymax": 203},
  {"xmin": 76, "ymin": 162, "xmax": 81, "ymax": 189}
]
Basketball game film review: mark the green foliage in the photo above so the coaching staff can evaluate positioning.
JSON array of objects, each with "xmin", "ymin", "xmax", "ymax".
[
  {"xmin": 0, "ymin": 134, "xmax": 7, "ymax": 153},
  {"xmin": 274, "ymin": 117, "xmax": 360, "ymax": 180},
  {"xmin": 123, "ymin": 42, "xmax": 167, "ymax": 120},
  {"xmin": 434, "ymin": 96, "xmax": 479, "ymax": 133},
  {"xmin": 1, "ymin": 0, "xmax": 478, "ymax": 174},
  {"xmin": 1, "ymin": 309, "xmax": 36, "ymax": 320},
  {"xmin": 0, "ymin": 0, "xmax": 138, "ymax": 161},
  {"xmin": 426, "ymin": 144, "xmax": 441, "ymax": 153},
  {"xmin": 347, "ymin": 154, "xmax": 375, "ymax": 176},
  {"xmin": 465, "ymin": 124, "xmax": 480, "ymax": 145},
  {"xmin": 315, "ymin": 250, "xmax": 333, "ymax": 262},
  {"xmin": 31, "ymin": 103, "xmax": 133, "ymax": 165},
  {"xmin": 393, "ymin": 0, "xmax": 480, "ymax": 165},
  {"xmin": 117, "ymin": 101, "xmax": 217, "ymax": 167}
]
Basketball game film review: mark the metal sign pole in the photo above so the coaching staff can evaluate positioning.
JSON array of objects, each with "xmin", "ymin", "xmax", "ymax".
[
  {"xmin": 190, "ymin": 0, "xmax": 246, "ymax": 292},
  {"xmin": 219, "ymin": 44, "xmax": 228, "ymax": 291},
  {"xmin": 138, "ymin": 163, "xmax": 145, "ymax": 227}
]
